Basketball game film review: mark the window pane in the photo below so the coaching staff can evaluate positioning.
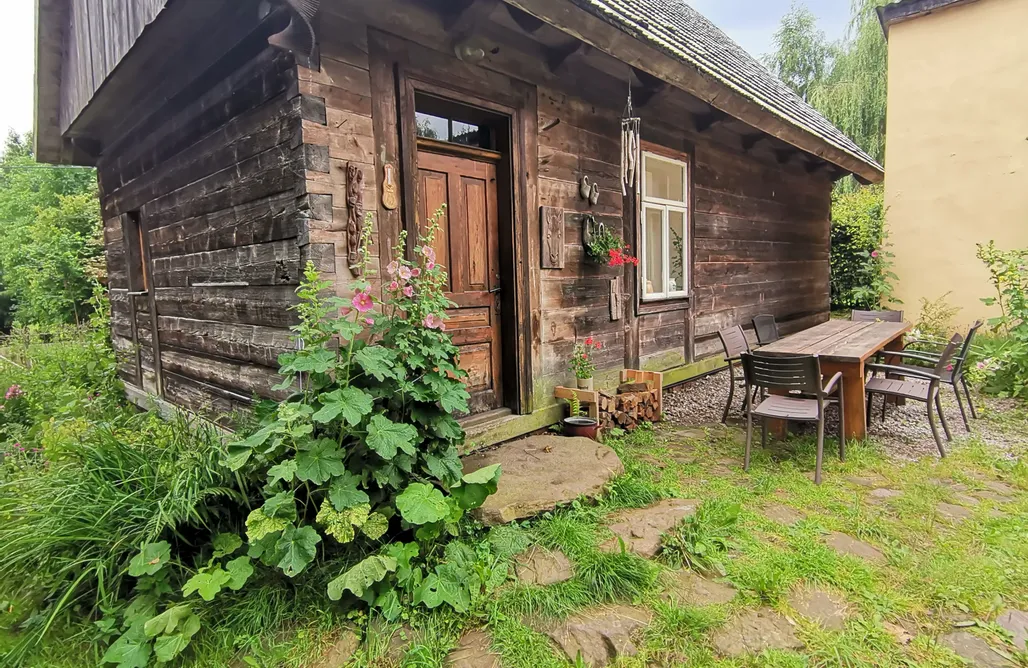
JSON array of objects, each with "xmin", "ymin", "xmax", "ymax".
[
  {"xmin": 669, "ymin": 210, "xmax": 686, "ymax": 294},
  {"xmin": 450, "ymin": 121, "xmax": 481, "ymax": 146},
  {"xmin": 644, "ymin": 208, "xmax": 665, "ymax": 296},
  {"xmin": 645, "ymin": 155, "xmax": 685, "ymax": 202},
  {"xmin": 416, "ymin": 112, "xmax": 448, "ymax": 141}
]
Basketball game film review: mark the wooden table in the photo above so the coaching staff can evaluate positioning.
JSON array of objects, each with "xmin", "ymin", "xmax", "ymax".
[{"xmin": 757, "ymin": 320, "xmax": 911, "ymax": 440}]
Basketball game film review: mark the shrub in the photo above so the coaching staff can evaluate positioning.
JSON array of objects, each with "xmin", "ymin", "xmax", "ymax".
[
  {"xmin": 830, "ymin": 185, "xmax": 897, "ymax": 309},
  {"xmin": 974, "ymin": 241, "xmax": 1028, "ymax": 398}
]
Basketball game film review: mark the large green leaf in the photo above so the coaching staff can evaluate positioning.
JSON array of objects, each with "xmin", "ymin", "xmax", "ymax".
[
  {"xmin": 366, "ymin": 415, "xmax": 418, "ymax": 460},
  {"xmin": 280, "ymin": 347, "xmax": 337, "ymax": 375},
  {"xmin": 245, "ymin": 508, "xmax": 287, "ymax": 543},
  {"xmin": 313, "ymin": 386, "xmax": 374, "ymax": 426},
  {"xmin": 438, "ymin": 382, "xmax": 471, "ymax": 414},
  {"xmin": 316, "ymin": 501, "xmax": 370, "ymax": 543},
  {"xmin": 212, "ymin": 533, "xmax": 243, "ymax": 558},
  {"xmin": 327, "ymin": 555, "xmax": 398, "ymax": 601},
  {"xmin": 384, "ymin": 542, "xmax": 421, "ymax": 587},
  {"xmin": 266, "ymin": 460, "xmax": 297, "ymax": 487},
  {"xmin": 328, "ymin": 471, "xmax": 370, "ymax": 510},
  {"xmin": 101, "ymin": 621, "xmax": 151, "ymax": 668},
  {"xmin": 153, "ymin": 612, "xmax": 200, "ymax": 663},
  {"xmin": 275, "ymin": 525, "xmax": 322, "ymax": 577},
  {"xmin": 424, "ymin": 447, "xmax": 463, "ymax": 487},
  {"xmin": 395, "ymin": 483, "xmax": 449, "ymax": 525},
  {"xmin": 354, "ymin": 346, "xmax": 398, "ymax": 381},
  {"xmin": 295, "ymin": 439, "xmax": 347, "ymax": 484},
  {"xmin": 128, "ymin": 542, "xmax": 171, "ymax": 577},
  {"xmin": 413, "ymin": 564, "xmax": 471, "ymax": 613},
  {"xmin": 262, "ymin": 490, "xmax": 298, "ymax": 521},
  {"xmin": 225, "ymin": 556, "xmax": 254, "ymax": 591},
  {"xmin": 143, "ymin": 604, "xmax": 193, "ymax": 638},
  {"xmin": 182, "ymin": 568, "xmax": 231, "ymax": 601},
  {"xmin": 450, "ymin": 464, "xmax": 502, "ymax": 510},
  {"xmin": 361, "ymin": 512, "xmax": 390, "ymax": 541}
]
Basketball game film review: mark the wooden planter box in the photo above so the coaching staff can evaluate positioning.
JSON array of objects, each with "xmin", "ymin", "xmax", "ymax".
[{"xmin": 555, "ymin": 369, "xmax": 663, "ymax": 432}]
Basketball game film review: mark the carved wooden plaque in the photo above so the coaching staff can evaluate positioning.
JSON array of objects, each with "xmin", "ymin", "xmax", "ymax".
[
  {"xmin": 346, "ymin": 162, "xmax": 365, "ymax": 275},
  {"xmin": 610, "ymin": 276, "xmax": 624, "ymax": 321},
  {"xmin": 382, "ymin": 164, "xmax": 399, "ymax": 210},
  {"xmin": 541, "ymin": 206, "xmax": 565, "ymax": 269}
]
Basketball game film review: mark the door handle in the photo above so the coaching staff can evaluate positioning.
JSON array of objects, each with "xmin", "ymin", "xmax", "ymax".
[{"xmin": 488, "ymin": 287, "xmax": 501, "ymax": 294}]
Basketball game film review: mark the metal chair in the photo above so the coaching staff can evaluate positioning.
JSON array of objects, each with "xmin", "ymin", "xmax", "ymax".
[
  {"xmin": 717, "ymin": 325, "xmax": 753, "ymax": 423},
  {"xmin": 751, "ymin": 314, "xmax": 780, "ymax": 345},
  {"xmin": 739, "ymin": 352, "xmax": 844, "ymax": 485},
  {"xmin": 890, "ymin": 320, "xmax": 984, "ymax": 431},
  {"xmin": 864, "ymin": 334, "xmax": 962, "ymax": 457},
  {"xmin": 851, "ymin": 309, "xmax": 904, "ymax": 322}
]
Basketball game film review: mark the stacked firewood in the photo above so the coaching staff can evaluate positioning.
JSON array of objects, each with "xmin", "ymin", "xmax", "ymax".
[{"xmin": 597, "ymin": 382, "xmax": 661, "ymax": 432}]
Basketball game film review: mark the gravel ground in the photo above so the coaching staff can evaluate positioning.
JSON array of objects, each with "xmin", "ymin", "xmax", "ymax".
[{"xmin": 664, "ymin": 368, "xmax": 1026, "ymax": 461}]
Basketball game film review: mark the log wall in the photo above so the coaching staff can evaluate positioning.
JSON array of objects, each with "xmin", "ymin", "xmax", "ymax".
[{"xmin": 98, "ymin": 42, "xmax": 322, "ymax": 418}]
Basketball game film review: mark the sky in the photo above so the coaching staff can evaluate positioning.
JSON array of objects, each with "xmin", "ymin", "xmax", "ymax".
[{"xmin": 0, "ymin": 0, "xmax": 852, "ymax": 142}]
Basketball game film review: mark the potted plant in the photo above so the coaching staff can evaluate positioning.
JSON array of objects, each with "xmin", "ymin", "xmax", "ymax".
[
  {"xmin": 569, "ymin": 337, "xmax": 602, "ymax": 389},
  {"xmin": 562, "ymin": 391, "xmax": 599, "ymax": 440},
  {"xmin": 584, "ymin": 218, "xmax": 640, "ymax": 267}
]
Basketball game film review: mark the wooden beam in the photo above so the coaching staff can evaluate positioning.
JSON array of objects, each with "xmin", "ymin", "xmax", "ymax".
[
  {"xmin": 805, "ymin": 160, "xmax": 828, "ymax": 173},
  {"xmin": 741, "ymin": 133, "xmax": 765, "ymax": 152},
  {"xmin": 631, "ymin": 66, "xmax": 667, "ymax": 108},
  {"xmin": 504, "ymin": 3, "xmax": 545, "ymax": 33},
  {"xmin": 444, "ymin": 0, "xmax": 498, "ymax": 35},
  {"xmin": 775, "ymin": 148, "xmax": 797, "ymax": 164},
  {"xmin": 547, "ymin": 40, "xmax": 589, "ymax": 73},
  {"xmin": 496, "ymin": 0, "xmax": 884, "ymax": 183},
  {"xmin": 693, "ymin": 109, "xmax": 728, "ymax": 133}
]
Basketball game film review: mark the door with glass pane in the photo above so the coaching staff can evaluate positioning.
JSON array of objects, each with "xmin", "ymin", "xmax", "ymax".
[{"xmin": 641, "ymin": 152, "xmax": 690, "ymax": 301}]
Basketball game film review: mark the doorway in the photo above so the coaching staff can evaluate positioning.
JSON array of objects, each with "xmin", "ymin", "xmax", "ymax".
[{"xmin": 412, "ymin": 92, "xmax": 514, "ymax": 416}]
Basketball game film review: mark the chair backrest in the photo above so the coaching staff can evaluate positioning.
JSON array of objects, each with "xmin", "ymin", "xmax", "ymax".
[
  {"xmin": 933, "ymin": 333, "xmax": 964, "ymax": 378},
  {"xmin": 851, "ymin": 309, "xmax": 904, "ymax": 323},
  {"xmin": 751, "ymin": 315, "xmax": 780, "ymax": 345},
  {"xmin": 718, "ymin": 325, "xmax": 750, "ymax": 360},
  {"xmin": 740, "ymin": 352, "xmax": 824, "ymax": 396},
  {"xmin": 951, "ymin": 320, "xmax": 984, "ymax": 375}
]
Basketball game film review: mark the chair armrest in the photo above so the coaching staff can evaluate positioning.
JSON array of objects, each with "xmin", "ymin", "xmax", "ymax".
[
  {"xmin": 822, "ymin": 372, "xmax": 843, "ymax": 396},
  {"xmin": 865, "ymin": 363, "xmax": 941, "ymax": 382},
  {"xmin": 903, "ymin": 339, "xmax": 945, "ymax": 351},
  {"xmin": 876, "ymin": 350, "xmax": 941, "ymax": 365}
]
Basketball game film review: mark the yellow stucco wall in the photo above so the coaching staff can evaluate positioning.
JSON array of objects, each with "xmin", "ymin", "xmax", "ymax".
[{"xmin": 883, "ymin": 0, "xmax": 1028, "ymax": 326}]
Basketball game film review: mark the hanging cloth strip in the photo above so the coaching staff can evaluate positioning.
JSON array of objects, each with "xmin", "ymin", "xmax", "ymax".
[{"xmin": 620, "ymin": 83, "xmax": 641, "ymax": 196}]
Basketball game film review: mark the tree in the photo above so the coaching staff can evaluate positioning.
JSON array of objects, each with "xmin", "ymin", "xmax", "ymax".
[
  {"xmin": 763, "ymin": 2, "xmax": 835, "ymax": 102},
  {"xmin": 0, "ymin": 131, "xmax": 102, "ymax": 328}
]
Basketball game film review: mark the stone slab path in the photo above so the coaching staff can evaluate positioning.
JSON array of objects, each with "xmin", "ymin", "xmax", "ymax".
[
  {"xmin": 762, "ymin": 504, "xmax": 805, "ymax": 526},
  {"xmin": 788, "ymin": 588, "xmax": 848, "ymax": 631},
  {"xmin": 447, "ymin": 630, "xmax": 501, "ymax": 668},
  {"xmin": 463, "ymin": 435, "xmax": 623, "ymax": 525},
  {"xmin": 661, "ymin": 570, "xmax": 736, "ymax": 606},
  {"xmin": 825, "ymin": 531, "xmax": 886, "ymax": 564},
  {"xmin": 997, "ymin": 609, "xmax": 1028, "ymax": 651},
  {"xmin": 601, "ymin": 498, "xmax": 700, "ymax": 557},
  {"xmin": 711, "ymin": 609, "xmax": 804, "ymax": 657},
  {"xmin": 545, "ymin": 606, "xmax": 652, "ymax": 667},
  {"xmin": 514, "ymin": 547, "xmax": 573, "ymax": 586},
  {"xmin": 936, "ymin": 502, "xmax": 974, "ymax": 521},
  {"xmin": 938, "ymin": 631, "xmax": 1013, "ymax": 667}
]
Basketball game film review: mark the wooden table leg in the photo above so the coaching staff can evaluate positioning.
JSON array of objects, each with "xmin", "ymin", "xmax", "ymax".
[
  {"xmin": 882, "ymin": 335, "xmax": 906, "ymax": 406},
  {"xmin": 766, "ymin": 360, "xmax": 867, "ymax": 441}
]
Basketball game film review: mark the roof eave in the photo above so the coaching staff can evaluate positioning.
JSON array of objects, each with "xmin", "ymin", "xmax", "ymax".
[
  {"xmin": 499, "ymin": 0, "xmax": 883, "ymax": 184},
  {"xmin": 35, "ymin": 0, "xmax": 68, "ymax": 165},
  {"xmin": 877, "ymin": 0, "xmax": 980, "ymax": 37}
]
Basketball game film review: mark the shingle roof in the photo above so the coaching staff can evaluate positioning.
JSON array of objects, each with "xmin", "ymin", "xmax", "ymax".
[{"xmin": 569, "ymin": 0, "xmax": 883, "ymax": 174}]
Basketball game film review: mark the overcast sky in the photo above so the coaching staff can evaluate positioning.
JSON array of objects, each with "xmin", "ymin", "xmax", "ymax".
[{"xmin": 0, "ymin": 0, "xmax": 851, "ymax": 143}]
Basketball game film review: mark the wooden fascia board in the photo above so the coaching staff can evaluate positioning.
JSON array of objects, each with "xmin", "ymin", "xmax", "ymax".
[
  {"xmin": 498, "ymin": 0, "xmax": 884, "ymax": 184},
  {"xmin": 34, "ymin": 0, "xmax": 68, "ymax": 165}
]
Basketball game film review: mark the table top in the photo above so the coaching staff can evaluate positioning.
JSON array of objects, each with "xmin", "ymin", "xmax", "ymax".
[{"xmin": 758, "ymin": 319, "xmax": 911, "ymax": 364}]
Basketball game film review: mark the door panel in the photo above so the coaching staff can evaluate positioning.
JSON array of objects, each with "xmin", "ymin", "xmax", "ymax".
[{"xmin": 417, "ymin": 150, "xmax": 503, "ymax": 415}]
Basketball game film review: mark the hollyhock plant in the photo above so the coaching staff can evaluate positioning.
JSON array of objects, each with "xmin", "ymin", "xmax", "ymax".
[
  {"xmin": 352, "ymin": 290, "xmax": 374, "ymax": 313},
  {"xmin": 568, "ymin": 338, "xmax": 603, "ymax": 380}
]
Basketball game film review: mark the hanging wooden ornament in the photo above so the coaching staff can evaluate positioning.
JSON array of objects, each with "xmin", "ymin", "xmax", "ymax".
[{"xmin": 620, "ymin": 84, "xmax": 642, "ymax": 196}]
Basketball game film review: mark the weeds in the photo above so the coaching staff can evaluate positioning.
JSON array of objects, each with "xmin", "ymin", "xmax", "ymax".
[{"xmin": 659, "ymin": 499, "xmax": 741, "ymax": 575}]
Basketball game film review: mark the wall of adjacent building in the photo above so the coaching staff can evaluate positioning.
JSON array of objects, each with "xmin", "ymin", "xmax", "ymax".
[{"xmin": 883, "ymin": 0, "xmax": 1028, "ymax": 325}]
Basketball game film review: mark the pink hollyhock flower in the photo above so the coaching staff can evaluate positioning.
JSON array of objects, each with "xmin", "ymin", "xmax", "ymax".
[
  {"xmin": 386, "ymin": 261, "xmax": 399, "ymax": 276},
  {"xmin": 365, "ymin": 317, "xmax": 375, "ymax": 325},
  {"xmin": 403, "ymin": 286, "xmax": 414, "ymax": 298},
  {"xmin": 411, "ymin": 268, "xmax": 421, "ymax": 278},
  {"xmin": 427, "ymin": 261, "xmax": 436, "ymax": 271},
  {"xmin": 352, "ymin": 290, "xmax": 374, "ymax": 313},
  {"xmin": 422, "ymin": 246, "xmax": 436, "ymax": 262},
  {"xmin": 871, "ymin": 250, "xmax": 879, "ymax": 258},
  {"xmin": 389, "ymin": 280, "xmax": 399, "ymax": 291},
  {"xmin": 398, "ymin": 265, "xmax": 412, "ymax": 281},
  {"xmin": 5, "ymin": 385, "xmax": 22, "ymax": 400},
  {"xmin": 585, "ymin": 337, "xmax": 594, "ymax": 345},
  {"xmin": 423, "ymin": 313, "xmax": 444, "ymax": 330}
]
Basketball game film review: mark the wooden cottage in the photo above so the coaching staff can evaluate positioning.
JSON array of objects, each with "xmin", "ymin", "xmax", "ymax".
[{"xmin": 34, "ymin": 0, "xmax": 883, "ymax": 443}]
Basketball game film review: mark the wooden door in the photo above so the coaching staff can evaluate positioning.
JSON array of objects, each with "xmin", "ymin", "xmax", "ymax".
[{"xmin": 417, "ymin": 149, "xmax": 503, "ymax": 415}]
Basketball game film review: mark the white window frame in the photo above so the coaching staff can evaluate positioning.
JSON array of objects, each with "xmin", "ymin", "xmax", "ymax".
[{"xmin": 640, "ymin": 152, "xmax": 690, "ymax": 301}]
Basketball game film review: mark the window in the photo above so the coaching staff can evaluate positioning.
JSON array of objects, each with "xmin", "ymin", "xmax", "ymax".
[
  {"xmin": 640, "ymin": 152, "xmax": 689, "ymax": 300},
  {"xmin": 415, "ymin": 111, "xmax": 484, "ymax": 147}
]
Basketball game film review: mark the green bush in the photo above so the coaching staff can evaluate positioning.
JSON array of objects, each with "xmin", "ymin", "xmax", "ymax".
[
  {"xmin": 973, "ymin": 242, "xmax": 1028, "ymax": 398},
  {"xmin": 830, "ymin": 185, "xmax": 897, "ymax": 309}
]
